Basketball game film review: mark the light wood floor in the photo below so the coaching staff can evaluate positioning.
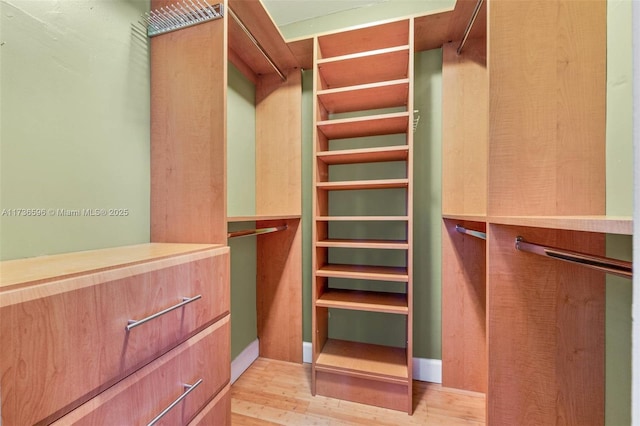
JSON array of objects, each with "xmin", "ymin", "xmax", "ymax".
[{"xmin": 231, "ymin": 358, "xmax": 485, "ymax": 425}]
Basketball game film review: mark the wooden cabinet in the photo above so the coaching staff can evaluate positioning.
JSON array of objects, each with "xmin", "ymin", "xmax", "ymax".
[
  {"xmin": 0, "ymin": 244, "xmax": 230, "ymax": 425},
  {"xmin": 53, "ymin": 317, "xmax": 230, "ymax": 425},
  {"xmin": 441, "ymin": 0, "xmax": 632, "ymax": 424},
  {"xmin": 311, "ymin": 19, "xmax": 415, "ymax": 413}
]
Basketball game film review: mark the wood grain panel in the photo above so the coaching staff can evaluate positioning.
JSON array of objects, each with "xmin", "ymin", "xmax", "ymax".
[
  {"xmin": 0, "ymin": 248, "xmax": 229, "ymax": 425},
  {"xmin": 150, "ymin": 14, "xmax": 227, "ymax": 244},
  {"xmin": 256, "ymin": 219, "xmax": 302, "ymax": 363},
  {"xmin": 53, "ymin": 317, "xmax": 231, "ymax": 425},
  {"xmin": 189, "ymin": 384, "xmax": 231, "ymax": 426},
  {"xmin": 256, "ymin": 70, "xmax": 302, "ymax": 217},
  {"xmin": 442, "ymin": 39, "xmax": 487, "ymax": 216},
  {"xmin": 315, "ymin": 371, "xmax": 410, "ymax": 414},
  {"xmin": 441, "ymin": 219, "xmax": 487, "ymax": 393},
  {"xmin": 487, "ymin": 0, "xmax": 605, "ymax": 216},
  {"xmin": 487, "ymin": 224, "xmax": 604, "ymax": 425},
  {"xmin": 317, "ymin": 20, "xmax": 409, "ymax": 58}
]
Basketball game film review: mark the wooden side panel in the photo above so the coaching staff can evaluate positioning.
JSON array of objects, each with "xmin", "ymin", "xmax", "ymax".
[
  {"xmin": 150, "ymin": 15, "xmax": 227, "ymax": 244},
  {"xmin": 256, "ymin": 71, "xmax": 302, "ymax": 217},
  {"xmin": 256, "ymin": 219, "xmax": 302, "ymax": 363},
  {"xmin": 487, "ymin": 224, "xmax": 604, "ymax": 425},
  {"xmin": 441, "ymin": 219, "xmax": 487, "ymax": 393},
  {"xmin": 53, "ymin": 317, "xmax": 231, "ymax": 425},
  {"xmin": 442, "ymin": 39, "xmax": 487, "ymax": 216},
  {"xmin": 487, "ymin": 0, "xmax": 606, "ymax": 216}
]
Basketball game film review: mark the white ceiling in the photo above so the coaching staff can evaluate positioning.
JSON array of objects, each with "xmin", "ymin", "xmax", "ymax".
[{"xmin": 261, "ymin": 0, "xmax": 388, "ymax": 27}]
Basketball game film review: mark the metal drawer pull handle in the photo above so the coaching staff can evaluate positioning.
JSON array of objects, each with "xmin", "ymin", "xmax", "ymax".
[
  {"xmin": 146, "ymin": 379, "xmax": 203, "ymax": 426},
  {"xmin": 126, "ymin": 295, "xmax": 202, "ymax": 331}
]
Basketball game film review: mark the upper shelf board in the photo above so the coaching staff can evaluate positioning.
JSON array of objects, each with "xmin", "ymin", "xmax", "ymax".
[
  {"xmin": 317, "ymin": 47, "xmax": 409, "ymax": 89},
  {"xmin": 441, "ymin": 214, "xmax": 633, "ymax": 235},
  {"xmin": 317, "ymin": 112, "xmax": 409, "ymax": 140},
  {"xmin": 317, "ymin": 19, "xmax": 410, "ymax": 59},
  {"xmin": 227, "ymin": 0, "xmax": 298, "ymax": 78},
  {"xmin": 317, "ymin": 79, "xmax": 410, "ymax": 114}
]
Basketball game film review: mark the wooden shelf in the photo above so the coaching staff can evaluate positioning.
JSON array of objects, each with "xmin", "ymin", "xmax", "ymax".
[
  {"xmin": 316, "ymin": 179, "xmax": 408, "ymax": 191},
  {"xmin": 316, "ymin": 264, "xmax": 408, "ymax": 282},
  {"xmin": 316, "ymin": 289, "xmax": 408, "ymax": 314},
  {"xmin": 317, "ymin": 20, "xmax": 410, "ymax": 59},
  {"xmin": 316, "ymin": 216, "xmax": 409, "ymax": 222},
  {"xmin": 442, "ymin": 214, "xmax": 488, "ymax": 223},
  {"xmin": 316, "ymin": 238, "xmax": 409, "ymax": 250},
  {"xmin": 317, "ymin": 80, "xmax": 409, "ymax": 114},
  {"xmin": 317, "ymin": 112, "xmax": 409, "ymax": 140},
  {"xmin": 227, "ymin": 215, "xmax": 301, "ymax": 222},
  {"xmin": 0, "ymin": 243, "xmax": 224, "ymax": 291},
  {"xmin": 315, "ymin": 339, "xmax": 408, "ymax": 383},
  {"xmin": 487, "ymin": 215, "xmax": 633, "ymax": 235},
  {"xmin": 317, "ymin": 47, "xmax": 410, "ymax": 88},
  {"xmin": 317, "ymin": 146, "xmax": 409, "ymax": 165},
  {"xmin": 227, "ymin": 0, "xmax": 298, "ymax": 80}
]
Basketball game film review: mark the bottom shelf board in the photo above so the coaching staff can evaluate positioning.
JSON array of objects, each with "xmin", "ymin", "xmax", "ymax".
[{"xmin": 315, "ymin": 339, "xmax": 409, "ymax": 384}]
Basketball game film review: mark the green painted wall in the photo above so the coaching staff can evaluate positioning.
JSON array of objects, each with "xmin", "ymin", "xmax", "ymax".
[
  {"xmin": 227, "ymin": 64, "xmax": 256, "ymax": 218},
  {"xmin": 0, "ymin": 0, "xmax": 150, "ymax": 260},
  {"xmin": 226, "ymin": 63, "xmax": 258, "ymax": 359},
  {"xmin": 605, "ymin": 1, "xmax": 634, "ymax": 424}
]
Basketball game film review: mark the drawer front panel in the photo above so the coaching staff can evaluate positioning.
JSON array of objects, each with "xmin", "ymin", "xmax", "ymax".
[
  {"xmin": 188, "ymin": 383, "xmax": 231, "ymax": 426},
  {"xmin": 0, "ymin": 248, "xmax": 230, "ymax": 426},
  {"xmin": 53, "ymin": 316, "xmax": 230, "ymax": 426}
]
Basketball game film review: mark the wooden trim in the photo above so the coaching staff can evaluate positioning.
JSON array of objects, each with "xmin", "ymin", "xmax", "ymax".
[
  {"xmin": 316, "ymin": 179, "xmax": 409, "ymax": 191},
  {"xmin": 317, "ymin": 146, "xmax": 409, "ymax": 165},
  {"xmin": 316, "ymin": 238, "xmax": 409, "ymax": 250}
]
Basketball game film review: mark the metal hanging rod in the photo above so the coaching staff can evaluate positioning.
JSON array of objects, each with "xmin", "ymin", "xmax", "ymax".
[
  {"xmin": 457, "ymin": 0, "xmax": 484, "ymax": 55},
  {"xmin": 455, "ymin": 225, "xmax": 486, "ymax": 240},
  {"xmin": 515, "ymin": 237, "xmax": 632, "ymax": 279},
  {"xmin": 228, "ymin": 225, "xmax": 288, "ymax": 239},
  {"xmin": 140, "ymin": 1, "xmax": 224, "ymax": 38},
  {"xmin": 228, "ymin": 7, "xmax": 287, "ymax": 81}
]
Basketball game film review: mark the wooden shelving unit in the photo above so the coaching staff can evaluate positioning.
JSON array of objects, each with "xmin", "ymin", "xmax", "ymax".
[
  {"xmin": 312, "ymin": 18, "xmax": 414, "ymax": 414},
  {"xmin": 440, "ymin": 1, "xmax": 622, "ymax": 425}
]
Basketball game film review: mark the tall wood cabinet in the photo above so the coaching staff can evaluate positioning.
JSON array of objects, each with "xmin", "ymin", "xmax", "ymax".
[
  {"xmin": 311, "ymin": 19, "xmax": 415, "ymax": 413},
  {"xmin": 442, "ymin": 0, "xmax": 632, "ymax": 424}
]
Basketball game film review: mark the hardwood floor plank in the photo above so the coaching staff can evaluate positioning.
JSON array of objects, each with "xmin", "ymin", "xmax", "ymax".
[{"xmin": 231, "ymin": 358, "xmax": 485, "ymax": 425}]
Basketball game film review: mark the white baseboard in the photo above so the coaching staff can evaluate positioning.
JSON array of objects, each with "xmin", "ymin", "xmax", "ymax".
[
  {"xmin": 231, "ymin": 338, "xmax": 259, "ymax": 384},
  {"xmin": 302, "ymin": 341, "xmax": 442, "ymax": 384},
  {"xmin": 303, "ymin": 341, "xmax": 313, "ymax": 363},
  {"xmin": 413, "ymin": 357, "xmax": 442, "ymax": 383}
]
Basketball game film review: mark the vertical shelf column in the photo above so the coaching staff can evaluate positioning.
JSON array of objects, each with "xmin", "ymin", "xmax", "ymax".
[{"xmin": 311, "ymin": 19, "xmax": 415, "ymax": 414}]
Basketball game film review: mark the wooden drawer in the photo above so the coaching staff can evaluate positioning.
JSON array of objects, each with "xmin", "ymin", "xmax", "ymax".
[
  {"xmin": 188, "ymin": 383, "xmax": 231, "ymax": 426},
  {"xmin": 53, "ymin": 316, "xmax": 230, "ymax": 425},
  {"xmin": 0, "ymin": 246, "xmax": 229, "ymax": 425}
]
